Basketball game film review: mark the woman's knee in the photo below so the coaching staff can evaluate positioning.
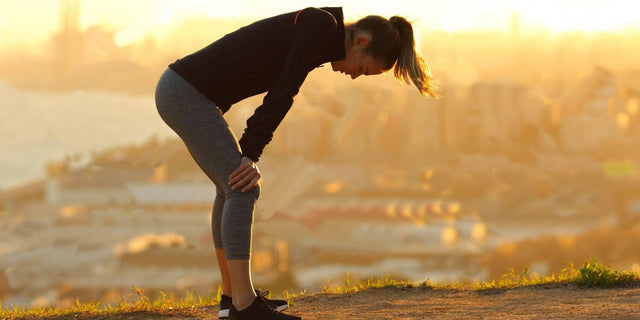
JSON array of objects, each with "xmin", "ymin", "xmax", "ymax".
[
  {"xmin": 225, "ymin": 182, "xmax": 260, "ymax": 200},
  {"xmin": 214, "ymin": 181, "xmax": 226, "ymax": 199}
]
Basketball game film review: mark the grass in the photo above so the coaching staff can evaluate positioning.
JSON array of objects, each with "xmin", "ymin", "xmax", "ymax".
[{"xmin": 1, "ymin": 259, "xmax": 639, "ymax": 320}]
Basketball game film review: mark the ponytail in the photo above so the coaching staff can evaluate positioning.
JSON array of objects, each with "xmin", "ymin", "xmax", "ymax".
[
  {"xmin": 388, "ymin": 16, "xmax": 439, "ymax": 99},
  {"xmin": 350, "ymin": 15, "xmax": 439, "ymax": 98}
]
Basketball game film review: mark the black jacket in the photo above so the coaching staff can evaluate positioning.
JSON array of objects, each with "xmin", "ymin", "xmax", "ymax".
[{"xmin": 169, "ymin": 7, "xmax": 346, "ymax": 162}]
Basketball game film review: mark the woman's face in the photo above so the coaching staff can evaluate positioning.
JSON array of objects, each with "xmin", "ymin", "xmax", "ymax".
[{"xmin": 331, "ymin": 33, "xmax": 386, "ymax": 80}]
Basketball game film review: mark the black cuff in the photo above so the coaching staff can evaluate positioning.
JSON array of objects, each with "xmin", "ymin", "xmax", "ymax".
[{"xmin": 241, "ymin": 153, "xmax": 259, "ymax": 163}]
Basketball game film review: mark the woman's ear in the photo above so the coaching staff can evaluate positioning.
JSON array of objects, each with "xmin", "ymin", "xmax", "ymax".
[{"xmin": 353, "ymin": 31, "xmax": 372, "ymax": 48}]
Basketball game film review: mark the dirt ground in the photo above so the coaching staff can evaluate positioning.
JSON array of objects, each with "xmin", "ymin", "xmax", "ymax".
[
  {"xmin": 287, "ymin": 283, "xmax": 640, "ymax": 320},
  {"xmin": 30, "ymin": 283, "xmax": 640, "ymax": 320}
]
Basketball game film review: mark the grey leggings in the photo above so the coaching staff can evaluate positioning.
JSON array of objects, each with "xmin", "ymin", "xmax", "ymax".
[{"xmin": 154, "ymin": 67, "xmax": 260, "ymax": 260}]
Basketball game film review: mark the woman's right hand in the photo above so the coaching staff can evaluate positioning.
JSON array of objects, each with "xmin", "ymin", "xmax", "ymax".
[{"xmin": 228, "ymin": 156, "xmax": 262, "ymax": 192}]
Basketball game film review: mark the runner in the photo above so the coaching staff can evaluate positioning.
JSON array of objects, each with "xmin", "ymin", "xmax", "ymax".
[{"xmin": 154, "ymin": 6, "xmax": 437, "ymax": 320}]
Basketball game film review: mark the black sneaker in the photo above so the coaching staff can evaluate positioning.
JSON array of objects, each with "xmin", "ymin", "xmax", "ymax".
[
  {"xmin": 255, "ymin": 289, "xmax": 289, "ymax": 312},
  {"xmin": 229, "ymin": 294, "xmax": 301, "ymax": 320},
  {"xmin": 218, "ymin": 294, "xmax": 233, "ymax": 319},
  {"xmin": 218, "ymin": 289, "xmax": 289, "ymax": 319}
]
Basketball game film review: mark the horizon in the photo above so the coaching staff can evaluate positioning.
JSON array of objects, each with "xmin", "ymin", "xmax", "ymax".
[{"xmin": 2, "ymin": 0, "xmax": 640, "ymax": 50}]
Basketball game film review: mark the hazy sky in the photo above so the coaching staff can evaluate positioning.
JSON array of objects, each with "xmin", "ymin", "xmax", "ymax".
[{"xmin": 1, "ymin": 0, "xmax": 639, "ymax": 48}]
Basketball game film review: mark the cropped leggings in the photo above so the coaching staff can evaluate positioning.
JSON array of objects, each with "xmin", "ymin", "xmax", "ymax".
[{"xmin": 154, "ymin": 67, "xmax": 260, "ymax": 260}]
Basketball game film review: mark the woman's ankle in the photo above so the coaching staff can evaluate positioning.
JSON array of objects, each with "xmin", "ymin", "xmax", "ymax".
[{"xmin": 233, "ymin": 292, "xmax": 257, "ymax": 311}]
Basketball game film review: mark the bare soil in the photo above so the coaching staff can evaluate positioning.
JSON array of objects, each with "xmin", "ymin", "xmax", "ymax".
[
  {"xmin": 30, "ymin": 283, "xmax": 640, "ymax": 320},
  {"xmin": 289, "ymin": 283, "xmax": 640, "ymax": 320}
]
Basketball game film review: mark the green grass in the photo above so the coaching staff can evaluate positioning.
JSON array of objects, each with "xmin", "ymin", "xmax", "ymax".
[
  {"xmin": 2, "ymin": 259, "xmax": 639, "ymax": 320},
  {"xmin": 574, "ymin": 259, "xmax": 640, "ymax": 288}
]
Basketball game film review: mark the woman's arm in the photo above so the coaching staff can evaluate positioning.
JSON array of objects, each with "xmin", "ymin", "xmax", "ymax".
[{"xmin": 237, "ymin": 7, "xmax": 338, "ymax": 163}]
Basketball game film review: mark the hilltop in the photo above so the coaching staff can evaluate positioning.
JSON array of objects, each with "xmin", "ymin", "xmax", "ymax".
[
  {"xmin": 3, "ymin": 261, "xmax": 640, "ymax": 320},
  {"xmin": 3, "ymin": 283, "xmax": 640, "ymax": 320}
]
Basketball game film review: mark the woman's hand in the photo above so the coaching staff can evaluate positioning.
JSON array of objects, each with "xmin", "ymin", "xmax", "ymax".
[{"xmin": 228, "ymin": 156, "xmax": 262, "ymax": 192}]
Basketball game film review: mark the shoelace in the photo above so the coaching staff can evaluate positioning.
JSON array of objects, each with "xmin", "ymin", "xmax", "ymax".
[
  {"xmin": 255, "ymin": 290, "xmax": 285, "ymax": 315},
  {"xmin": 256, "ymin": 290, "xmax": 275, "ymax": 306}
]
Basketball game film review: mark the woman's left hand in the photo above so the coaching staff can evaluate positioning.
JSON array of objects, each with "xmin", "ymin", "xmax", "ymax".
[{"xmin": 228, "ymin": 156, "xmax": 262, "ymax": 192}]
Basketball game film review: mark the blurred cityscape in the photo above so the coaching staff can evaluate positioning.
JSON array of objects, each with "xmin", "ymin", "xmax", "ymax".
[{"xmin": 1, "ymin": 0, "xmax": 640, "ymax": 310}]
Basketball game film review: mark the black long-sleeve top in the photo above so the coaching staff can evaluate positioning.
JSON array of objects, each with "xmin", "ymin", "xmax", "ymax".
[{"xmin": 168, "ymin": 7, "xmax": 346, "ymax": 162}]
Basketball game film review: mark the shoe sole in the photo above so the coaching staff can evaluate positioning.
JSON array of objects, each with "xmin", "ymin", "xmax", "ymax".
[{"xmin": 219, "ymin": 304, "xmax": 287, "ymax": 319}]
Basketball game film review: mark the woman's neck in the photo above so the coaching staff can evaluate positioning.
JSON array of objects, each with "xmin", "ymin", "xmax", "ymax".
[{"xmin": 343, "ymin": 24, "xmax": 354, "ymax": 50}]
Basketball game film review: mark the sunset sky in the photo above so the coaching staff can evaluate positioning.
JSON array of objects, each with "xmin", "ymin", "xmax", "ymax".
[{"xmin": 1, "ymin": 0, "xmax": 639, "ymax": 48}]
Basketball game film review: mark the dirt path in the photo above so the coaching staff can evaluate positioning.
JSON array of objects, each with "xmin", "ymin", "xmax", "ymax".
[
  {"xmin": 29, "ymin": 283, "xmax": 640, "ymax": 320},
  {"xmin": 291, "ymin": 284, "xmax": 640, "ymax": 319}
]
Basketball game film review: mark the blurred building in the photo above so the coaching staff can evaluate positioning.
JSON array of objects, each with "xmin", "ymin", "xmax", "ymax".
[
  {"xmin": 54, "ymin": 0, "xmax": 83, "ymax": 71},
  {"xmin": 558, "ymin": 67, "xmax": 627, "ymax": 153},
  {"xmin": 462, "ymin": 81, "xmax": 532, "ymax": 151},
  {"xmin": 271, "ymin": 84, "xmax": 451, "ymax": 164}
]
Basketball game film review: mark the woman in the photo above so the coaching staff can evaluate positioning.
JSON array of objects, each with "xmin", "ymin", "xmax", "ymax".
[{"xmin": 155, "ymin": 6, "xmax": 437, "ymax": 320}]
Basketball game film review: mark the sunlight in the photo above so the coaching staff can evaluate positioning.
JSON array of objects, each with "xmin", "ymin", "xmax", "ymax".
[
  {"xmin": 440, "ymin": 225, "xmax": 460, "ymax": 246},
  {"xmin": 431, "ymin": 201, "xmax": 442, "ymax": 215},
  {"xmin": 422, "ymin": 169, "xmax": 433, "ymax": 180},
  {"xmin": 447, "ymin": 202, "xmax": 461, "ymax": 214},
  {"xmin": 2, "ymin": 0, "xmax": 640, "ymax": 50},
  {"xmin": 155, "ymin": 7, "xmax": 173, "ymax": 26},
  {"xmin": 627, "ymin": 98, "xmax": 639, "ymax": 116},
  {"xmin": 617, "ymin": 112, "xmax": 630, "ymax": 131},
  {"xmin": 343, "ymin": 0, "xmax": 640, "ymax": 32},
  {"xmin": 402, "ymin": 204, "xmax": 413, "ymax": 218},
  {"xmin": 114, "ymin": 5, "xmax": 175, "ymax": 46},
  {"xmin": 512, "ymin": 0, "xmax": 640, "ymax": 32},
  {"xmin": 114, "ymin": 26, "xmax": 146, "ymax": 47},
  {"xmin": 324, "ymin": 181, "xmax": 343, "ymax": 194},
  {"xmin": 59, "ymin": 205, "xmax": 78, "ymax": 218},
  {"xmin": 386, "ymin": 202, "xmax": 397, "ymax": 218},
  {"xmin": 154, "ymin": 0, "xmax": 242, "ymax": 19},
  {"xmin": 0, "ymin": 1, "xmax": 58, "ymax": 47},
  {"xmin": 470, "ymin": 222, "xmax": 489, "ymax": 242}
]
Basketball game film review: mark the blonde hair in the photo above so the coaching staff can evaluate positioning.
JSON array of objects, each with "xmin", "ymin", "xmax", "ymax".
[{"xmin": 389, "ymin": 16, "xmax": 439, "ymax": 99}]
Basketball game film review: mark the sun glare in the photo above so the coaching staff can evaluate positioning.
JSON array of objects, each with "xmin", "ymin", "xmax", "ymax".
[
  {"xmin": 155, "ymin": 8, "xmax": 173, "ymax": 26},
  {"xmin": 512, "ymin": 0, "xmax": 640, "ymax": 32},
  {"xmin": 1, "ymin": 0, "xmax": 639, "ymax": 49},
  {"xmin": 114, "ymin": 6, "xmax": 175, "ymax": 47}
]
